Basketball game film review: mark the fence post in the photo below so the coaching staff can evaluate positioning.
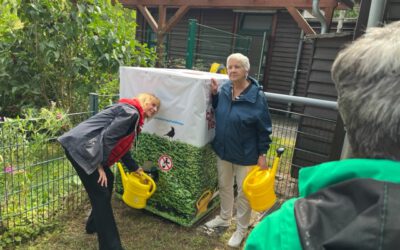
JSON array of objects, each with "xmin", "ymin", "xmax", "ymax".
[
  {"xmin": 89, "ymin": 93, "xmax": 99, "ymax": 116},
  {"xmin": 185, "ymin": 19, "xmax": 198, "ymax": 69}
]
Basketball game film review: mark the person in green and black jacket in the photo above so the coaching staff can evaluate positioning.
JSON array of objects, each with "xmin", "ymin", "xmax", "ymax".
[{"xmin": 245, "ymin": 20, "xmax": 400, "ymax": 250}]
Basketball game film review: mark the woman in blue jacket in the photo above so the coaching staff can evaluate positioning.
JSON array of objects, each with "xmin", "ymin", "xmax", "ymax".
[{"xmin": 204, "ymin": 53, "xmax": 272, "ymax": 248}]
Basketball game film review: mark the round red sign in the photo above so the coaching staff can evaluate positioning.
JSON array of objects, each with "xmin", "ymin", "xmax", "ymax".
[{"xmin": 158, "ymin": 154, "xmax": 173, "ymax": 172}]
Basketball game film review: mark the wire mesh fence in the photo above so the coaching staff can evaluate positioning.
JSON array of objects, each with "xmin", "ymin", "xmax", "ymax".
[
  {"xmin": 0, "ymin": 111, "xmax": 90, "ymax": 245},
  {"xmin": 268, "ymin": 108, "xmax": 337, "ymax": 202},
  {"xmin": 0, "ymin": 93, "xmax": 339, "ymax": 245},
  {"xmin": 188, "ymin": 20, "xmax": 252, "ymax": 71},
  {"xmin": 139, "ymin": 19, "xmax": 252, "ymax": 72}
]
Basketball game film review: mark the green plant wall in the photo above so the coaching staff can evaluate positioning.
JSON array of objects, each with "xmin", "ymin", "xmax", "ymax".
[{"xmin": 116, "ymin": 133, "xmax": 219, "ymax": 226}]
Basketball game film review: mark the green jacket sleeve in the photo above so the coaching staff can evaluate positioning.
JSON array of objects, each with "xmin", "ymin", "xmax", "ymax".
[{"xmin": 245, "ymin": 198, "xmax": 302, "ymax": 250}]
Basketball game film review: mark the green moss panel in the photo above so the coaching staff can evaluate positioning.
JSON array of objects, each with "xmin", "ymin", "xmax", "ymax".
[{"xmin": 115, "ymin": 132, "xmax": 219, "ymax": 226}]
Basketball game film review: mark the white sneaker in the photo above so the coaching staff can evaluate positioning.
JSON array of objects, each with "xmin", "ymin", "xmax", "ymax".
[
  {"xmin": 204, "ymin": 215, "xmax": 230, "ymax": 228},
  {"xmin": 228, "ymin": 229, "xmax": 246, "ymax": 248}
]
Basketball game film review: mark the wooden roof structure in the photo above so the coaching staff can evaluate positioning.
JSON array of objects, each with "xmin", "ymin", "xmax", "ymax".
[{"xmin": 119, "ymin": 0, "xmax": 354, "ymax": 64}]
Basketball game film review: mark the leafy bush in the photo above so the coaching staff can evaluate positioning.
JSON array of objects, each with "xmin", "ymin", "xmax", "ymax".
[
  {"xmin": 0, "ymin": 103, "xmax": 84, "ymax": 247},
  {"xmin": 0, "ymin": 0, "xmax": 156, "ymax": 116}
]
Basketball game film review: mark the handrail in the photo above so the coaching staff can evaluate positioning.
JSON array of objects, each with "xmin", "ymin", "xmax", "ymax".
[{"xmin": 264, "ymin": 92, "xmax": 338, "ymax": 110}]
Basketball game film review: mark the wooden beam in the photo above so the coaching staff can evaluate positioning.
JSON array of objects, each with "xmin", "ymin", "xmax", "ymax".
[
  {"xmin": 156, "ymin": 5, "xmax": 167, "ymax": 67},
  {"xmin": 120, "ymin": 0, "xmax": 341, "ymax": 9},
  {"xmin": 324, "ymin": 7, "xmax": 335, "ymax": 30},
  {"xmin": 337, "ymin": 0, "xmax": 354, "ymax": 8},
  {"xmin": 136, "ymin": 4, "xmax": 191, "ymax": 67},
  {"xmin": 137, "ymin": 5, "xmax": 158, "ymax": 33},
  {"xmin": 263, "ymin": 13, "xmax": 278, "ymax": 90},
  {"xmin": 162, "ymin": 5, "xmax": 190, "ymax": 33},
  {"xmin": 158, "ymin": 5, "xmax": 166, "ymax": 31},
  {"xmin": 286, "ymin": 7, "xmax": 316, "ymax": 35},
  {"xmin": 353, "ymin": 0, "xmax": 371, "ymax": 39}
]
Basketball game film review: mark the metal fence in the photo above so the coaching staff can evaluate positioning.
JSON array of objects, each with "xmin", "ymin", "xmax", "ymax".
[
  {"xmin": 0, "ymin": 111, "xmax": 90, "ymax": 245},
  {"xmin": 185, "ymin": 19, "xmax": 252, "ymax": 71},
  {"xmin": 0, "ymin": 92, "xmax": 338, "ymax": 245},
  {"xmin": 269, "ymin": 109, "xmax": 338, "ymax": 200},
  {"xmin": 140, "ymin": 19, "xmax": 252, "ymax": 71}
]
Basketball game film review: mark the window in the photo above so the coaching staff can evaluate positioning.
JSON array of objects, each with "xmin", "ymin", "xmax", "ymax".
[{"xmin": 241, "ymin": 14, "xmax": 273, "ymax": 31}]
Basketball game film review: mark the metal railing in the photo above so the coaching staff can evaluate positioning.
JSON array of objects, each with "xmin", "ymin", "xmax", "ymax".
[{"xmin": 0, "ymin": 92, "xmax": 339, "ymax": 245}]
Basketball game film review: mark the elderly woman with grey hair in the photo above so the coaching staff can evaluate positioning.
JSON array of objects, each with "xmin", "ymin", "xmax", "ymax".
[
  {"xmin": 204, "ymin": 53, "xmax": 272, "ymax": 248},
  {"xmin": 245, "ymin": 21, "xmax": 400, "ymax": 250}
]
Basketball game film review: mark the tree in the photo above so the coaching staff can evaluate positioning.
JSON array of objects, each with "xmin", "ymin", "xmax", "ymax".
[{"xmin": 0, "ymin": 0, "xmax": 156, "ymax": 116}]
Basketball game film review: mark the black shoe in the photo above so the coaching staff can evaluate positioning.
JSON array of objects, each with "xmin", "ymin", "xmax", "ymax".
[
  {"xmin": 85, "ymin": 223, "xmax": 96, "ymax": 234},
  {"xmin": 85, "ymin": 227, "xmax": 96, "ymax": 234},
  {"xmin": 85, "ymin": 210, "xmax": 96, "ymax": 234}
]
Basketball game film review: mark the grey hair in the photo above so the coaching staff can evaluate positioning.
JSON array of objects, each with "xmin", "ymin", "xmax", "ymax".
[
  {"xmin": 331, "ymin": 20, "xmax": 400, "ymax": 160},
  {"xmin": 227, "ymin": 53, "xmax": 250, "ymax": 72}
]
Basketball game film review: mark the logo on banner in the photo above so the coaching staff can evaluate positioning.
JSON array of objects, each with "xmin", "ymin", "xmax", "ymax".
[{"xmin": 158, "ymin": 154, "xmax": 173, "ymax": 172}]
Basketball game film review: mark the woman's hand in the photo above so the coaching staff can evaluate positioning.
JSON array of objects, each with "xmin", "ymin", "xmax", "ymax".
[
  {"xmin": 211, "ymin": 78, "xmax": 218, "ymax": 95},
  {"xmin": 97, "ymin": 165, "xmax": 107, "ymax": 187},
  {"xmin": 134, "ymin": 167, "xmax": 144, "ymax": 175},
  {"xmin": 258, "ymin": 155, "xmax": 268, "ymax": 170}
]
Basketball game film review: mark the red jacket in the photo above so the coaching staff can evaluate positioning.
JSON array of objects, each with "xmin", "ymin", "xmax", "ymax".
[{"xmin": 106, "ymin": 98, "xmax": 144, "ymax": 167}]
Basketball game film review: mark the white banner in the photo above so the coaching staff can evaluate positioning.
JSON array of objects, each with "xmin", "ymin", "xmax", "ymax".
[{"xmin": 119, "ymin": 67, "xmax": 228, "ymax": 147}]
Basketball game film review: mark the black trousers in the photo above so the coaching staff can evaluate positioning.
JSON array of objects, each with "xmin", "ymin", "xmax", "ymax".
[{"xmin": 65, "ymin": 150, "xmax": 123, "ymax": 250}]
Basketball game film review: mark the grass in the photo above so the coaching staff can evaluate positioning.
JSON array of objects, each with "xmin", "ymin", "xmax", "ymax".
[
  {"xmin": 8, "ymin": 118, "xmax": 298, "ymax": 250},
  {"xmin": 10, "ymin": 135, "xmax": 297, "ymax": 250},
  {"xmin": 14, "ymin": 196, "xmax": 242, "ymax": 250}
]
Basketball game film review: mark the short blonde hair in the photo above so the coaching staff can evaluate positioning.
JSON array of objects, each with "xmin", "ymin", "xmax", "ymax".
[
  {"xmin": 227, "ymin": 53, "xmax": 250, "ymax": 71},
  {"xmin": 136, "ymin": 93, "xmax": 161, "ymax": 110}
]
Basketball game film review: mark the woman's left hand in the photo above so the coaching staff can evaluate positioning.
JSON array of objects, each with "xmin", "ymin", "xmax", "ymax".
[
  {"xmin": 210, "ymin": 78, "xmax": 218, "ymax": 95},
  {"xmin": 258, "ymin": 155, "xmax": 268, "ymax": 170},
  {"xmin": 97, "ymin": 165, "xmax": 108, "ymax": 187}
]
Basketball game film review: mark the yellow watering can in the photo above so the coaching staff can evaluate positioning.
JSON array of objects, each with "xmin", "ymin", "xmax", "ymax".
[
  {"xmin": 209, "ymin": 62, "xmax": 227, "ymax": 74},
  {"xmin": 243, "ymin": 148, "xmax": 285, "ymax": 212},
  {"xmin": 117, "ymin": 162, "xmax": 156, "ymax": 209},
  {"xmin": 196, "ymin": 189, "xmax": 213, "ymax": 216}
]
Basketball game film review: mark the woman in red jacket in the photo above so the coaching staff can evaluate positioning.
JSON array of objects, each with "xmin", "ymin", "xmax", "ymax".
[{"xmin": 58, "ymin": 93, "xmax": 160, "ymax": 250}]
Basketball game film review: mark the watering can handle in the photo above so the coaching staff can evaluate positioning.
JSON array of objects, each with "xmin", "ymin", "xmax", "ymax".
[
  {"xmin": 130, "ymin": 171, "xmax": 157, "ymax": 196},
  {"xmin": 117, "ymin": 162, "xmax": 127, "ymax": 188},
  {"xmin": 144, "ymin": 173, "xmax": 157, "ymax": 196},
  {"xmin": 242, "ymin": 166, "xmax": 259, "ymax": 196},
  {"xmin": 196, "ymin": 190, "xmax": 212, "ymax": 207}
]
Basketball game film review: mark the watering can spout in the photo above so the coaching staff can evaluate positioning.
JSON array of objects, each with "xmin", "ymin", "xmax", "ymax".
[{"xmin": 270, "ymin": 148, "xmax": 284, "ymax": 176}]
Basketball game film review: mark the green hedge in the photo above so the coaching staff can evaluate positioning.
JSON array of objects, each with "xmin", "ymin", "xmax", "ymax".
[{"xmin": 116, "ymin": 133, "xmax": 219, "ymax": 226}]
